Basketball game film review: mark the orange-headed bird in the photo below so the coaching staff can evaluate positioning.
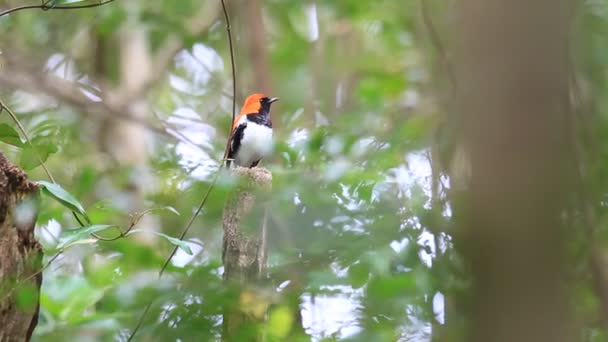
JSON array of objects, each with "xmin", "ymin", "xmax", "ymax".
[{"xmin": 226, "ymin": 93, "xmax": 278, "ymax": 168}]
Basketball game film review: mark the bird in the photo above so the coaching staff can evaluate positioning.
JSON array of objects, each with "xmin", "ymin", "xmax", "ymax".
[{"xmin": 226, "ymin": 93, "xmax": 278, "ymax": 168}]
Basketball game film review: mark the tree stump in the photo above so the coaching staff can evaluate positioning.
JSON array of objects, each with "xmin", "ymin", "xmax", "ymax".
[
  {"xmin": 222, "ymin": 166, "xmax": 271, "ymax": 340},
  {"xmin": 0, "ymin": 153, "xmax": 42, "ymax": 342}
]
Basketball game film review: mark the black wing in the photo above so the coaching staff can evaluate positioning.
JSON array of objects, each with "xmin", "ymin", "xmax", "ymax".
[{"xmin": 226, "ymin": 122, "xmax": 246, "ymax": 167}]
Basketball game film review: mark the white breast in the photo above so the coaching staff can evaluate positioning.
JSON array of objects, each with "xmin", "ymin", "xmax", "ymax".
[{"xmin": 236, "ymin": 121, "xmax": 273, "ymax": 167}]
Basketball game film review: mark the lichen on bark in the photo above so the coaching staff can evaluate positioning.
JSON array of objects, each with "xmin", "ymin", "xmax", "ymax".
[
  {"xmin": 0, "ymin": 153, "xmax": 42, "ymax": 342},
  {"xmin": 221, "ymin": 166, "xmax": 271, "ymax": 340}
]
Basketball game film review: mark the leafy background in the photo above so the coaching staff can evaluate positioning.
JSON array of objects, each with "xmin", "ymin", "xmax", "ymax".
[{"xmin": 0, "ymin": 0, "xmax": 605, "ymax": 341}]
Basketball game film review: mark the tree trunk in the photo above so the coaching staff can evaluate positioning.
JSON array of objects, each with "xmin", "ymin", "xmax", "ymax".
[
  {"xmin": 222, "ymin": 167, "xmax": 271, "ymax": 341},
  {"xmin": 0, "ymin": 153, "xmax": 42, "ymax": 342},
  {"xmin": 454, "ymin": 1, "xmax": 574, "ymax": 341}
]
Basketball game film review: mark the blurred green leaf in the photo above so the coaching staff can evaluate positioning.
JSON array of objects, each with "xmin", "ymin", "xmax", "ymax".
[
  {"xmin": 38, "ymin": 180, "xmax": 90, "ymax": 224},
  {"xmin": 96, "ymin": 4, "xmax": 127, "ymax": 35},
  {"xmin": 140, "ymin": 206, "xmax": 180, "ymax": 217},
  {"xmin": 0, "ymin": 123, "xmax": 24, "ymax": 146},
  {"xmin": 41, "ymin": 275, "xmax": 105, "ymax": 322},
  {"xmin": 266, "ymin": 306, "xmax": 294, "ymax": 339},
  {"xmin": 367, "ymin": 274, "xmax": 416, "ymax": 300},
  {"xmin": 20, "ymin": 143, "xmax": 58, "ymax": 170},
  {"xmin": 348, "ymin": 261, "xmax": 369, "ymax": 289},
  {"xmin": 57, "ymin": 224, "xmax": 118, "ymax": 249},
  {"xmin": 16, "ymin": 283, "xmax": 39, "ymax": 311}
]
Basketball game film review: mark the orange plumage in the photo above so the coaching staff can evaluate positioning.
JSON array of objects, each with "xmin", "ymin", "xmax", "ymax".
[
  {"xmin": 226, "ymin": 93, "xmax": 278, "ymax": 168},
  {"xmin": 232, "ymin": 93, "xmax": 267, "ymax": 129}
]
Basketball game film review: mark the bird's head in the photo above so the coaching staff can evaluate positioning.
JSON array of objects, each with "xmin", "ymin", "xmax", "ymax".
[{"xmin": 240, "ymin": 93, "xmax": 279, "ymax": 115}]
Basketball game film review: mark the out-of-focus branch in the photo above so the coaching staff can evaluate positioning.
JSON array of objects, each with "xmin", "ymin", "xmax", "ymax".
[
  {"xmin": 0, "ymin": 0, "xmax": 116, "ymax": 18},
  {"xmin": 0, "ymin": 64, "xmax": 167, "ymax": 136},
  {"xmin": 0, "ymin": 0, "xmax": 220, "ymax": 138}
]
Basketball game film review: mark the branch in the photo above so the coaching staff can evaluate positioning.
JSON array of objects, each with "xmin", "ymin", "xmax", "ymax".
[
  {"xmin": 221, "ymin": 0, "xmax": 237, "ymax": 163},
  {"xmin": 0, "ymin": 0, "xmax": 117, "ymax": 18},
  {"xmin": 0, "ymin": 63, "xmax": 168, "ymax": 136}
]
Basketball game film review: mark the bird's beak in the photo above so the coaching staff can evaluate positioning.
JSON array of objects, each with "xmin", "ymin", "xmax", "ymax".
[{"xmin": 269, "ymin": 97, "xmax": 279, "ymax": 104}]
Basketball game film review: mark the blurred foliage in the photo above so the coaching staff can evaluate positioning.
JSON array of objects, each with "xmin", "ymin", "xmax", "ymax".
[{"xmin": 0, "ymin": 0, "xmax": 605, "ymax": 341}]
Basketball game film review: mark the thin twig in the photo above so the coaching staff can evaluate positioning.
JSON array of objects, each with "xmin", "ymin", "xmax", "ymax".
[
  {"xmin": 221, "ymin": 0, "xmax": 237, "ymax": 162},
  {"xmin": 0, "ymin": 66, "xmax": 168, "ymax": 137},
  {"xmin": 95, "ymin": 207, "xmax": 170, "ymax": 242},
  {"xmin": 0, "ymin": 99, "xmax": 112, "ymax": 243},
  {"xmin": 0, "ymin": 0, "xmax": 116, "ymax": 18},
  {"xmin": 222, "ymin": 0, "xmax": 237, "ymax": 126},
  {"xmin": 126, "ymin": 168, "xmax": 221, "ymax": 342},
  {"xmin": 127, "ymin": 1, "xmax": 238, "ymax": 339},
  {"xmin": 161, "ymin": 171, "xmax": 220, "ymax": 277},
  {"xmin": 0, "ymin": 99, "xmax": 55, "ymax": 183},
  {"xmin": 0, "ymin": 252, "xmax": 62, "ymax": 303}
]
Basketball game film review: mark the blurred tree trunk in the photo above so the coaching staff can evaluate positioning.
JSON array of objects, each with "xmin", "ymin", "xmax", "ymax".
[
  {"xmin": 246, "ymin": 0, "xmax": 281, "ymax": 138},
  {"xmin": 94, "ymin": 6, "xmax": 158, "ymax": 245},
  {"xmin": 0, "ymin": 153, "xmax": 41, "ymax": 342},
  {"xmin": 227, "ymin": 0, "xmax": 279, "ymax": 132},
  {"xmin": 245, "ymin": 0, "xmax": 272, "ymax": 97},
  {"xmin": 453, "ymin": 1, "xmax": 574, "ymax": 342},
  {"xmin": 222, "ymin": 167, "xmax": 271, "ymax": 341}
]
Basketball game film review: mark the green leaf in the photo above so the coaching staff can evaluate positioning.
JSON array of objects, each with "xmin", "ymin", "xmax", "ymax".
[
  {"xmin": 57, "ymin": 225, "xmax": 119, "ymax": 249},
  {"xmin": 0, "ymin": 123, "xmax": 23, "ymax": 147},
  {"xmin": 29, "ymin": 119, "xmax": 60, "ymax": 138},
  {"xmin": 21, "ymin": 144, "xmax": 58, "ymax": 170},
  {"xmin": 96, "ymin": 4, "xmax": 127, "ymax": 36},
  {"xmin": 348, "ymin": 261, "xmax": 370, "ymax": 288},
  {"xmin": 139, "ymin": 206, "xmax": 180, "ymax": 217},
  {"xmin": 40, "ymin": 275, "xmax": 105, "ymax": 322},
  {"xmin": 266, "ymin": 306, "xmax": 294, "ymax": 339},
  {"xmin": 367, "ymin": 274, "xmax": 416, "ymax": 299},
  {"xmin": 16, "ymin": 282, "xmax": 39, "ymax": 311},
  {"xmin": 38, "ymin": 180, "xmax": 90, "ymax": 224},
  {"xmin": 161, "ymin": 206, "xmax": 180, "ymax": 216},
  {"xmin": 127, "ymin": 229, "xmax": 193, "ymax": 255},
  {"xmin": 61, "ymin": 238, "xmax": 98, "ymax": 249}
]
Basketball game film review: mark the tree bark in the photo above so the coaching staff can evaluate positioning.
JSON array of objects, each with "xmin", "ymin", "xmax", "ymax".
[
  {"xmin": 222, "ymin": 167, "xmax": 271, "ymax": 341},
  {"xmin": 454, "ymin": 1, "xmax": 574, "ymax": 341},
  {"xmin": 0, "ymin": 153, "xmax": 42, "ymax": 342}
]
